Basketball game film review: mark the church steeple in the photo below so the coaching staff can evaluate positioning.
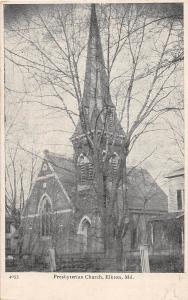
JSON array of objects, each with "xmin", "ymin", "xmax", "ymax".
[
  {"xmin": 71, "ymin": 4, "xmax": 124, "ymax": 142},
  {"xmin": 82, "ymin": 4, "xmax": 114, "ymax": 115}
]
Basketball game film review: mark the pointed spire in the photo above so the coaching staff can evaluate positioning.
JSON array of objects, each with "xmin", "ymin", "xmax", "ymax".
[
  {"xmin": 71, "ymin": 4, "xmax": 124, "ymax": 141},
  {"xmin": 83, "ymin": 3, "xmax": 114, "ymax": 117}
]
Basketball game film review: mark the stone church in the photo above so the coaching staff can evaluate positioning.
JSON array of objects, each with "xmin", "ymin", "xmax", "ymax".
[{"xmin": 20, "ymin": 5, "xmax": 168, "ymax": 270}]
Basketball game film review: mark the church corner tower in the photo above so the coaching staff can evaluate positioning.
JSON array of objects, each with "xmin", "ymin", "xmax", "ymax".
[{"xmin": 71, "ymin": 4, "xmax": 125, "ymax": 196}]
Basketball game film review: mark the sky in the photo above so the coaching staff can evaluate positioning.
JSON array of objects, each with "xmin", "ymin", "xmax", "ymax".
[{"xmin": 4, "ymin": 3, "xmax": 184, "ymax": 194}]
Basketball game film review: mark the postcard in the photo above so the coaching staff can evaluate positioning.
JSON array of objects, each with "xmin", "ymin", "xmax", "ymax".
[{"xmin": 0, "ymin": 1, "xmax": 187, "ymax": 299}]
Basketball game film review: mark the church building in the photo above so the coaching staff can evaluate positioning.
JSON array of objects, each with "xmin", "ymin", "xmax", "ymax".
[{"xmin": 20, "ymin": 5, "xmax": 168, "ymax": 271}]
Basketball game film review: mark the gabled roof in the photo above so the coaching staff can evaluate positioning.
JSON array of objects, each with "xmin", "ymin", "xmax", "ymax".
[
  {"xmin": 125, "ymin": 168, "xmax": 168, "ymax": 212},
  {"xmin": 43, "ymin": 151, "xmax": 167, "ymax": 213},
  {"xmin": 44, "ymin": 150, "xmax": 75, "ymax": 198},
  {"xmin": 23, "ymin": 150, "xmax": 167, "ymax": 215},
  {"xmin": 22, "ymin": 151, "xmax": 75, "ymax": 217}
]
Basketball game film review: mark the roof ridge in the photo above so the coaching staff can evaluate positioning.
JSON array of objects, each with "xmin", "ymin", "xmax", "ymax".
[
  {"xmin": 44, "ymin": 149, "xmax": 73, "ymax": 161},
  {"xmin": 43, "ymin": 150, "xmax": 151, "ymax": 172}
]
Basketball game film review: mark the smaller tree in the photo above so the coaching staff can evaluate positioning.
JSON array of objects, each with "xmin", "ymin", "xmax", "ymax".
[{"xmin": 5, "ymin": 144, "xmax": 39, "ymax": 228}]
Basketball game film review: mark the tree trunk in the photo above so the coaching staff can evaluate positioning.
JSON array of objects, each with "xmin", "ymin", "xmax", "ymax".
[
  {"xmin": 115, "ymin": 237, "xmax": 124, "ymax": 271},
  {"xmin": 140, "ymin": 214, "xmax": 147, "ymax": 246}
]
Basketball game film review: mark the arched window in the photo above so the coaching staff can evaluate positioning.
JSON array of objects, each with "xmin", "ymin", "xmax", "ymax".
[
  {"xmin": 78, "ymin": 216, "xmax": 91, "ymax": 253},
  {"xmin": 106, "ymin": 108, "xmax": 114, "ymax": 129},
  {"xmin": 110, "ymin": 152, "xmax": 120, "ymax": 177},
  {"xmin": 77, "ymin": 153, "xmax": 93, "ymax": 183},
  {"xmin": 88, "ymin": 162, "xmax": 93, "ymax": 180},
  {"xmin": 77, "ymin": 153, "xmax": 90, "ymax": 165},
  {"xmin": 39, "ymin": 195, "xmax": 52, "ymax": 237}
]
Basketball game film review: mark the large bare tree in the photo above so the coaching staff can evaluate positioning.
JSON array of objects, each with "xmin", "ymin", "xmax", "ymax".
[{"xmin": 5, "ymin": 3, "xmax": 183, "ymax": 269}]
